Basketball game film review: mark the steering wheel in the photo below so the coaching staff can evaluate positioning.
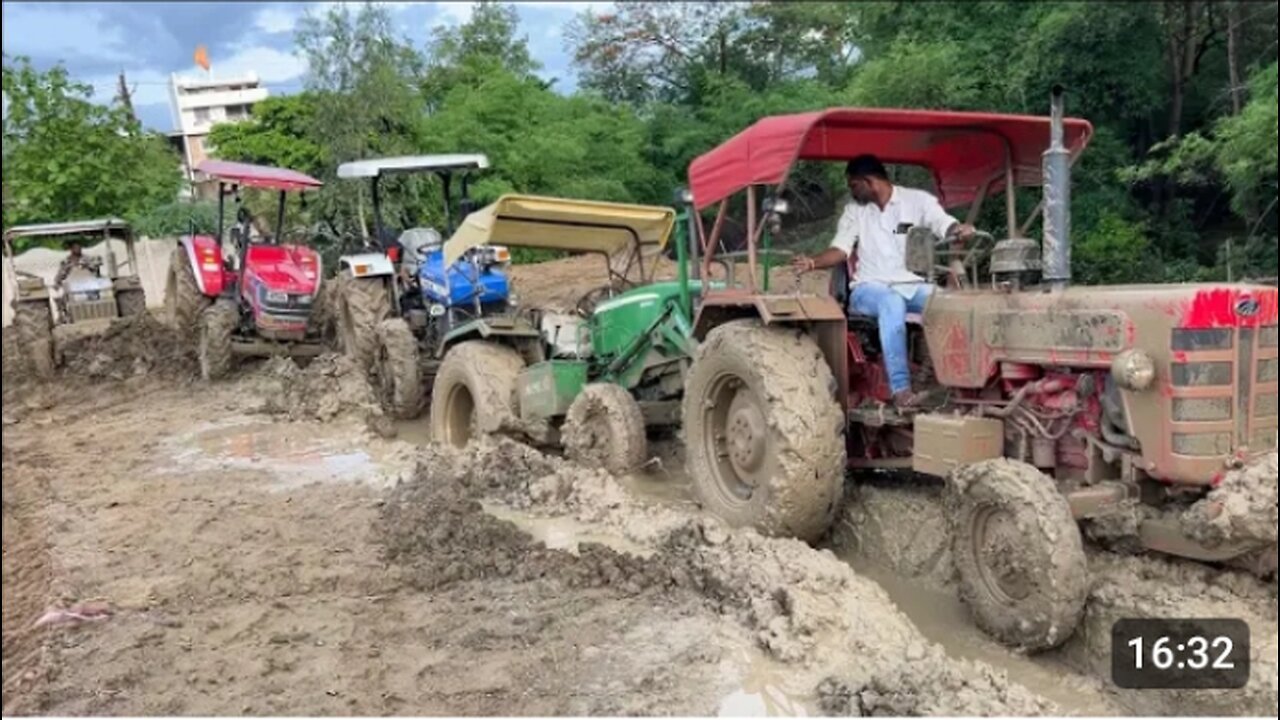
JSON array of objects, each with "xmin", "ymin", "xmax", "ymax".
[
  {"xmin": 575, "ymin": 280, "xmax": 636, "ymax": 317},
  {"xmin": 936, "ymin": 230, "xmax": 995, "ymax": 288}
]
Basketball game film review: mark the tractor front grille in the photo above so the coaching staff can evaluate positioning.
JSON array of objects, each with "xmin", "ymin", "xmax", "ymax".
[
  {"xmin": 1169, "ymin": 325, "xmax": 1278, "ymax": 458},
  {"xmin": 68, "ymin": 299, "xmax": 119, "ymax": 323}
]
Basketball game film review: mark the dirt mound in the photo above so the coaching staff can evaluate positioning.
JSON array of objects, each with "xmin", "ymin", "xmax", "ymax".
[
  {"xmin": 1184, "ymin": 453, "xmax": 1279, "ymax": 552},
  {"xmin": 56, "ymin": 313, "xmax": 193, "ymax": 382},
  {"xmin": 250, "ymin": 353, "xmax": 393, "ymax": 436},
  {"xmin": 380, "ymin": 439, "xmax": 1058, "ymax": 716}
]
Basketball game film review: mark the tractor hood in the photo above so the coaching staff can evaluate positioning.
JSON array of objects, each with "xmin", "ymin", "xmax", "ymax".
[{"xmin": 243, "ymin": 244, "xmax": 321, "ymax": 295}]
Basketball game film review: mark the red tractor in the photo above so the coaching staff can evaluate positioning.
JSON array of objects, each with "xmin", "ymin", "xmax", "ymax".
[
  {"xmin": 677, "ymin": 88, "xmax": 1277, "ymax": 651},
  {"xmin": 165, "ymin": 160, "xmax": 328, "ymax": 380}
]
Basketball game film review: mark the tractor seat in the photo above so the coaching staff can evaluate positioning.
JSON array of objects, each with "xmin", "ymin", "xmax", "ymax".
[{"xmin": 831, "ymin": 258, "xmax": 925, "ymax": 326}]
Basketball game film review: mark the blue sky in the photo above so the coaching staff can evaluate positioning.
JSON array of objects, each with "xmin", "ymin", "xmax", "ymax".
[{"xmin": 2, "ymin": 1, "xmax": 604, "ymax": 132}]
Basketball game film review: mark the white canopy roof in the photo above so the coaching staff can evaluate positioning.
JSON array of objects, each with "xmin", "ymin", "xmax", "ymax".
[
  {"xmin": 337, "ymin": 154, "xmax": 491, "ymax": 179},
  {"xmin": 4, "ymin": 218, "xmax": 132, "ymax": 242}
]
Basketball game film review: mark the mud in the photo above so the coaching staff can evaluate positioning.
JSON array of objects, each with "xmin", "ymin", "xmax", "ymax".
[
  {"xmin": 1184, "ymin": 454, "xmax": 1279, "ymax": 552},
  {"xmin": 832, "ymin": 477, "xmax": 1279, "ymax": 716},
  {"xmin": 248, "ymin": 353, "xmax": 393, "ymax": 436},
  {"xmin": 56, "ymin": 312, "xmax": 194, "ymax": 382},
  {"xmin": 383, "ymin": 440, "xmax": 1060, "ymax": 716}
]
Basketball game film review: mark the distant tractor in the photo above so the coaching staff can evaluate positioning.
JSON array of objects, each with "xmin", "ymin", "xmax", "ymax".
[
  {"xmin": 674, "ymin": 88, "xmax": 1277, "ymax": 651},
  {"xmin": 4, "ymin": 218, "xmax": 149, "ymax": 378},
  {"xmin": 429, "ymin": 195, "xmax": 696, "ymax": 473},
  {"xmin": 164, "ymin": 160, "xmax": 328, "ymax": 380},
  {"xmin": 334, "ymin": 155, "xmax": 532, "ymax": 419}
]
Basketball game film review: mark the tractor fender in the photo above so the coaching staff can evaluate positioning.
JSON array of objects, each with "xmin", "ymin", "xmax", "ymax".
[
  {"xmin": 692, "ymin": 293, "xmax": 848, "ymax": 405},
  {"xmin": 180, "ymin": 235, "xmax": 227, "ymax": 297},
  {"xmin": 338, "ymin": 253, "xmax": 395, "ymax": 279}
]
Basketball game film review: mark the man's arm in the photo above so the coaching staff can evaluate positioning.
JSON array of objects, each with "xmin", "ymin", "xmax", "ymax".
[
  {"xmin": 792, "ymin": 206, "xmax": 854, "ymax": 273},
  {"xmin": 921, "ymin": 193, "xmax": 975, "ymax": 241}
]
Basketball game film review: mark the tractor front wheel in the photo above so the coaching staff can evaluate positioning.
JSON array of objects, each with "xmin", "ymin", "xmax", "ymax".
[
  {"xmin": 165, "ymin": 247, "xmax": 211, "ymax": 340},
  {"xmin": 15, "ymin": 299, "xmax": 55, "ymax": 380},
  {"xmin": 430, "ymin": 341, "xmax": 524, "ymax": 448},
  {"xmin": 948, "ymin": 458, "xmax": 1089, "ymax": 652},
  {"xmin": 117, "ymin": 288, "xmax": 147, "ymax": 318},
  {"xmin": 198, "ymin": 301, "xmax": 238, "ymax": 381},
  {"xmin": 563, "ymin": 383, "xmax": 648, "ymax": 475},
  {"xmin": 682, "ymin": 320, "xmax": 845, "ymax": 542},
  {"xmin": 374, "ymin": 318, "xmax": 422, "ymax": 420},
  {"xmin": 337, "ymin": 270, "xmax": 391, "ymax": 371}
]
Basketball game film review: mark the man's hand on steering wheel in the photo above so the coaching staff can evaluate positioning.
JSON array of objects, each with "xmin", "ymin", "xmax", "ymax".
[{"xmin": 947, "ymin": 223, "xmax": 978, "ymax": 245}]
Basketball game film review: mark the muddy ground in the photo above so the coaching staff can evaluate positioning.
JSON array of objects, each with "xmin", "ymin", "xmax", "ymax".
[{"xmin": 3, "ymin": 263, "xmax": 1277, "ymax": 716}]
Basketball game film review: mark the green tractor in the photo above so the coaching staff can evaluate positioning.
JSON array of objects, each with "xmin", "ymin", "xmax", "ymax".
[{"xmin": 427, "ymin": 194, "xmax": 732, "ymax": 473}]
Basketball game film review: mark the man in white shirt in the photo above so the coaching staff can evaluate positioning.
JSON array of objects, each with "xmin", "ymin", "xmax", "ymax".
[{"xmin": 792, "ymin": 155, "xmax": 975, "ymax": 408}]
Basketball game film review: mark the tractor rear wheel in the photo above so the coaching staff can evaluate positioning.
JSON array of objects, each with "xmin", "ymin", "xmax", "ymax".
[
  {"xmin": 337, "ymin": 270, "xmax": 392, "ymax": 371},
  {"xmin": 198, "ymin": 301, "xmax": 238, "ymax": 381},
  {"xmin": 948, "ymin": 458, "xmax": 1089, "ymax": 652},
  {"xmin": 374, "ymin": 318, "xmax": 422, "ymax": 420},
  {"xmin": 682, "ymin": 320, "xmax": 845, "ymax": 542},
  {"xmin": 165, "ymin": 247, "xmax": 211, "ymax": 339},
  {"xmin": 563, "ymin": 383, "xmax": 648, "ymax": 475},
  {"xmin": 430, "ymin": 341, "xmax": 524, "ymax": 448},
  {"xmin": 117, "ymin": 288, "xmax": 147, "ymax": 318},
  {"xmin": 15, "ymin": 299, "xmax": 55, "ymax": 380}
]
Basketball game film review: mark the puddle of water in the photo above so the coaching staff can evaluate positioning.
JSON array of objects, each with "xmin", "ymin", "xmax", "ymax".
[
  {"xmin": 841, "ymin": 555, "xmax": 1117, "ymax": 716},
  {"xmin": 166, "ymin": 418, "xmax": 407, "ymax": 491},
  {"xmin": 481, "ymin": 501, "xmax": 654, "ymax": 559},
  {"xmin": 717, "ymin": 650, "xmax": 813, "ymax": 717}
]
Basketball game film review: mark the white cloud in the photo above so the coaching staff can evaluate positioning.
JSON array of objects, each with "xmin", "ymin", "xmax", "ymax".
[
  {"xmin": 2, "ymin": 4, "xmax": 133, "ymax": 63},
  {"xmin": 254, "ymin": 6, "xmax": 298, "ymax": 35}
]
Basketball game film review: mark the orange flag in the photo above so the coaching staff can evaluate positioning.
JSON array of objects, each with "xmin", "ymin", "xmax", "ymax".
[{"xmin": 194, "ymin": 45, "xmax": 210, "ymax": 71}]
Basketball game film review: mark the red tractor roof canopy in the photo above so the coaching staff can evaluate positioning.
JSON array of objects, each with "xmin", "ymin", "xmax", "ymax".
[
  {"xmin": 688, "ymin": 108, "xmax": 1094, "ymax": 210},
  {"xmin": 197, "ymin": 160, "xmax": 324, "ymax": 191}
]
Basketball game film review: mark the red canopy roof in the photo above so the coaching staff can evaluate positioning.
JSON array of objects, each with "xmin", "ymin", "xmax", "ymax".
[
  {"xmin": 196, "ymin": 160, "xmax": 323, "ymax": 191},
  {"xmin": 688, "ymin": 108, "xmax": 1093, "ymax": 210}
]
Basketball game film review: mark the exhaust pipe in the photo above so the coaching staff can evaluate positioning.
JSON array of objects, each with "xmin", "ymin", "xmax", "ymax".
[{"xmin": 1043, "ymin": 84, "xmax": 1071, "ymax": 289}]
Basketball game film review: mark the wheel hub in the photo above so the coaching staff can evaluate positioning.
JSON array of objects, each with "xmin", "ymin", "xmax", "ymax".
[
  {"xmin": 974, "ymin": 507, "xmax": 1034, "ymax": 603},
  {"xmin": 726, "ymin": 393, "xmax": 767, "ymax": 477}
]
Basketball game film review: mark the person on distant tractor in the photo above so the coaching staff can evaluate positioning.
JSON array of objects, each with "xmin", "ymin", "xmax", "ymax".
[
  {"xmin": 792, "ymin": 154, "xmax": 976, "ymax": 409},
  {"xmin": 54, "ymin": 241, "xmax": 98, "ymax": 285}
]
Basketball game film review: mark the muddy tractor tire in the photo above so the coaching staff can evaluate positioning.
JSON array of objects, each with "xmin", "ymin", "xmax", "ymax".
[
  {"xmin": 165, "ymin": 247, "xmax": 211, "ymax": 339},
  {"xmin": 198, "ymin": 301, "xmax": 238, "ymax": 381},
  {"xmin": 948, "ymin": 458, "xmax": 1089, "ymax": 652},
  {"xmin": 430, "ymin": 341, "xmax": 525, "ymax": 448},
  {"xmin": 309, "ymin": 279, "xmax": 340, "ymax": 345},
  {"xmin": 682, "ymin": 320, "xmax": 845, "ymax": 543},
  {"xmin": 337, "ymin": 270, "xmax": 392, "ymax": 371},
  {"xmin": 563, "ymin": 383, "xmax": 648, "ymax": 475},
  {"xmin": 117, "ymin": 288, "xmax": 147, "ymax": 318},
  {"xmin": 14, "ymin": 299, "xmax": 56, "ymax": 380},
  {"xmin": 374, "ymin": 318, "xmax": 423, "ymax": 420}
]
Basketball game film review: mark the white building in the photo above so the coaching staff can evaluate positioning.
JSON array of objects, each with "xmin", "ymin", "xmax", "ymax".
[{"xmin": 167, "ymin": 72, "xmax": 269, "ymax": 195}]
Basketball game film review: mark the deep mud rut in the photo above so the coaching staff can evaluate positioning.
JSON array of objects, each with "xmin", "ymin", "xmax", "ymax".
[{"xmin": 2, "ymin": 310, "xmax": 1277, "ymax": 717}]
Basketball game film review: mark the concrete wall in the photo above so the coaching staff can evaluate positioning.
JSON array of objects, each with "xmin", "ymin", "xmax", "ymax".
[{"xmin": 3, "ymin": 238, "xmax": 175, "ymax": 327}]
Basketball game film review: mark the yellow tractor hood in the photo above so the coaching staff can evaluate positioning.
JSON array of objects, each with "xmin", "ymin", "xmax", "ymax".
[{"xmin": 443, "ymin": 194, "xmax": 675, "ymax": 266}]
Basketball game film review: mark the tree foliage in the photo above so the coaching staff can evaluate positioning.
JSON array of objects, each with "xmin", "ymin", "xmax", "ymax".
[{"xmin": 2, "ymin": 56, "xmax": 181, "ymax": 234}]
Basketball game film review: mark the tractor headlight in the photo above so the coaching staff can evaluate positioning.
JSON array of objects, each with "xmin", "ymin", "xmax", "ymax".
[
  {"xmin": 1111, "ymin": 350, "xmax": 1156, "ymax": 392},
  {"xmin": 296, "ymin": 293, "xmax": 313, "ymax": 305},
  {"xmin": 265, "ymin": 290, "xmax": 288, "ymax": 304}
]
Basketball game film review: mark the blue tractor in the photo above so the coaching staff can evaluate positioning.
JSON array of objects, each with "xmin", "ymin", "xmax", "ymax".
[{"xmin": 334, "ymin": 155, "xmax": 541, "ymax": 419}]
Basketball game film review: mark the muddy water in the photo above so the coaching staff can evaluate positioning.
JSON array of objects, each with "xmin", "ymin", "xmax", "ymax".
[
  {"xmin": 164, "ymin": 417, "xmax": 413, "ymax": 491},
  {"xmin": 838, "ymin": 554, "xmax": 1119, "ymax": 715},
  {"xmin": 481, "ymin": 501, "xmax": 655, "ymax": 558}
]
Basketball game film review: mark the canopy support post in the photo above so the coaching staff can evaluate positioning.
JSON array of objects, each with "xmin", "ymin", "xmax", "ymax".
[
  {"xmin": 746, "ymin": 185, "xmax": 758, "ymax": 293},
  {"xmin": 1005, "ymin": 150, "xmax": 1019, "ymax": 239}
]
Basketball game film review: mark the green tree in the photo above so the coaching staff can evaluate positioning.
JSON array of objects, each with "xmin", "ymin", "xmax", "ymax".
[
  {"xmin": 423, "ymin": 1, "xmax": 541, "ymax": 106},
  {"xmin": 207, "ymin": 93, "xmax": 325, "ymax": 177},
  {"xmin": 2, "ymin": 56, "xmax": 181, "ymax": 234}
]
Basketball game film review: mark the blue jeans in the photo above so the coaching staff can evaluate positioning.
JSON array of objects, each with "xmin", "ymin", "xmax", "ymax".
[{"xmin": 849, "ymin": 283, "xmax": 933, "ymax": 395}]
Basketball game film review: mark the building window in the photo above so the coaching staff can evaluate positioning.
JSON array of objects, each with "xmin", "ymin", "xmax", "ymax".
[{"xmin": 194, "ymin": 107, "xmax": 210, "ymax": 124}]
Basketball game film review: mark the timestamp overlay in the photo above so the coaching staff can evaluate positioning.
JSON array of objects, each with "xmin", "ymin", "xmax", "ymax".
[{"xmin": 1112, "ymin": 619, "xmax": 1251, "ymax": 690}]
